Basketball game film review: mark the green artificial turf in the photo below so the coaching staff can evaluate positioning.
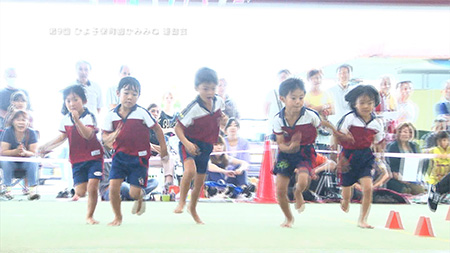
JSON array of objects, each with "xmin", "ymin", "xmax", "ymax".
[{"xmin": 1, "ymin": 200, "xmax": 449, "ymax": 253}]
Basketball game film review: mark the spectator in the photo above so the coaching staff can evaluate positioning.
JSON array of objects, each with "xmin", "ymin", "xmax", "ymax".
[
  {"xmin": 206, "ymin": 136, "xmax": 243, "ymax": 183},
  {"xmin": 217, "ymin": 78, "xmax": 240, "ymax": 119},
  {"xmin": 4, "ymin": 91, "xmax": 34, "ymax": 129},
  {"xmin": 375, "ymin": 76, "xmax": 398, "ymax": 140},
  {"xmin": 159, "ymin": 91, "xmax": 179, "ymax": 137},
  {"xmin": 0, "ymin": 110, "xmax": 39, "ymax": 200},
  {"xmin": 396, "ymin": 80, "xmax": 418, "ymax": 124},
  {"xmin": 385, "ymin": 122, "xmax": 424, "ymax": 195},
  {"xmin": 106, "ymin": 65, "xmax": 131, "ymax": 110},
  {"xmin": 223, "ymin": 118, "xmax": 250, "ymax": 186},
  {"xmin": 148, "ymin": 103, "xmax": 175, "ymax": 186},
  {"xmin": 264, "ymin": 69, "xmax": 291, "ymax": 137},
  {"xmin": 0, "ymin": 68, "xmax": 31, "ymax": 129},
  {"xmin": 72, "ymin": 61, "xmax": 103, "ymax": 115},
  {"xmin": 421, "ymin": 116, "xmax": 449, "ymax": 149},
  {"xmin": 304, "ymin": 69, "xmax": 334, "ymax": 150},
  {"xmin": 327, "ymin": 64, "xmax": 355, "ymax": 125},
  {"xmin": 434, "ymin": 80, "xmax": 450, "ymax": 119},
  {"xmin": 423, "ymin": 131, "xmax": 450, "ymax": 185}
]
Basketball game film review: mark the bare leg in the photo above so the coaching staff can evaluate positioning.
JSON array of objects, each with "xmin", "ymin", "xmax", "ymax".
[
  {"xmin": 187, "ymin": 173, "xmax": 206, "ymax": 224},
  {"xmin": 86, "ymin": 179, "xmax": 100, "ymax": 224},
  {"xmin": 108, "ymin": 179, "xmax": 123, "ymax": 226},
  {"xmin": 129, "ymin": 185, "xmax": 145, "ymax": 215},
  {"xmin": 174, "ymin": 159, "xmax": 196, "ymax": 214},
  {"xmin": 340, "ymin": 186, "xmax": 351, "ymax": 213},
  {"xmin": 276, "ymin": 174, "xmax": 294, "ymax": 228},
  {"xmin": 358, "ymin": 177, "xmax": 374, "ymax": 229},
  {"xmin": 294, "ymin": 172, "xmax": 309, "ymax": 213}
]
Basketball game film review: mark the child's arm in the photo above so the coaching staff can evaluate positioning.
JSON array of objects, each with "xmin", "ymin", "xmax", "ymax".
[
  {"xmin": 102, "ymin": 123, "xmax": 123, "ymax": 150},
  {"xmin": 38, "ymin": 133, "xmax": 68, "ymax": 157},
  {"xmin": 275, "ymin": 132, "xmax": 301, "ymax": 153},
  {"xmin": 229, "ymin": 157, "xmax": 249, "ymax": 175},
  {"xmin": 152, "ymin": 124, "xmax": 168, "ymax": 159},
  {"xmin": 174, "ymin": 122, "xmax": 199, "ymax": 156},
  {"xmin": 320, "ymin": 118, "xmax": 355, "ymax": 144},
  {"xmin": 208, "ymin": 162, "xmax": 236, "ymax": 178},
  {"xmin": 71, "ymin": 110, "xmax": 95, "ymax": 140}
]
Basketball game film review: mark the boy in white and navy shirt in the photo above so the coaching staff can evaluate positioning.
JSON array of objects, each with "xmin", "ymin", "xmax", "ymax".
[
  {"xmin": 173, "ymin": 67, "xmax": 227, "ymax": 224},
  {"xmin": 102, "ymin": 77, "xmax": 167, "ymax": 226}
]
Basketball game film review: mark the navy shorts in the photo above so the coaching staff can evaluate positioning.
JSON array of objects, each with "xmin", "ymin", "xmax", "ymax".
[
  {"xmin": 179, "ymin": 138, "xmax": 213, "ymax": 174},
  {"xmin": 273, "ymin": 145, "xmax": 316, "ymax": 178},
  {"xmin": 72, "ymin": 160, "xmax": 103, "ymax": 186},
  {"xmin": 340, "ymin": 148, "xmax": 374, "ymax": 187},
  {"xmin": 109, "ymin": 152, "xmax": 148, "ymax": 188}
]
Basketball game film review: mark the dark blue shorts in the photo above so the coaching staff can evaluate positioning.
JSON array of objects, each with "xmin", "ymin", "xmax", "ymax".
[
  {"xmin": 340, "ymin": 148, "xmax": 374, "ymax": 187},
  {"xmin": 72, "ymin": 160, "xmax": 103, "ymax": 186},
  {"xmin": 109, "ymin": 152, "xmax": 148, "ymax": 188},
  {"xmin": 179, "ymin": 138, "xmax": 213, "ymax": 174},
  {"xmin": 273, "ymin": 145, "xmax": 316, "ymax": 178}
]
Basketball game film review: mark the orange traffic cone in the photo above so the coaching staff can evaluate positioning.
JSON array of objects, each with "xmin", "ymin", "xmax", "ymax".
[
  {"xmin": 254, "ymin": 140, "xmax": 277, "ymax": 204},
  {"xmin": 414, "ymin": 216, "xmax": 435, "ymax": 237},
  {"xmin": 385, "ymin": 211, "xmax": 404, "ymax": 229},
  {"xmin": 446, "ymin": 206, "xmax": 450, "ymax": 221}
]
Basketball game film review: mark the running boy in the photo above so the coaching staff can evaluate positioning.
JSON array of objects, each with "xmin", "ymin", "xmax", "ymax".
[
  {"xmin": 272, "ymin": 78, "xmax": 322, "ymax": 228},
  {"xmin": 102, "ymin": 77, "xmax": 168, "ymax": 226},
  {"xmin": 336, "ymin": 85, "xmax": 384, "ymax": 229},
  {"xmin": 173, "ymin": 67, "xmax": 227, "ymax": 224},
  {"xmin": 39, "ymin": 85, "xmax": 103, "ymax": 224}
]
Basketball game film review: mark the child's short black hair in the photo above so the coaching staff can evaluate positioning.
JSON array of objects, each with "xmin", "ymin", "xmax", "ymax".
[
  {"xmin": 118, "ymin": 76, "xmax": 141, "ymax": 95},
  {"xmin": 436, "ymin": 131, "xmax": 449, "ymax": 142},
  {"xmin": 336, "ymin": 64, "xmax": 353, "ymax": 73},
  {"xmin": 396, "ymin": 80, "xmax": 412, "ymax": 89},
  {"xmin": 344, "ymin": 84, "xmax": 380, "ymax": 111},
  {"xmin": 279, "ymin": 78, "xmax": 306, "ymax": 97},
  {"xmin": 307, "ymin": 69, "xmax": 322, "ymax": 80},
  {"xmin": 195, "ymin": 67, "xmax": 218, "ymax": 87},
  {"xmin": 147, "ymin": 103, "xmax": 158, "ymax": 111},
  {"xmin": 61, "ymin": 85, "xmax": 87, "ymax": 115}
]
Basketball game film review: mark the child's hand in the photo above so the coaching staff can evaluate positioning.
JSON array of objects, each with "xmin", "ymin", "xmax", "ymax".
[
  {"xmin": 336, "ymin": 131, "xmax": 355, "ymax": 144},
  {"xmin": 186, "ymin": 142, "xmax": 200, "ymax": 156},
  {"xmin": 70, "ymin": 110, "xmax": 80, "ymax": 122},
  {"xmin": 310, "ymin": 168, "xmax": 318, "ymax": 180},
  {"xmin": 291, "ymin": 132, "xmax": 302, "ymax": 142}
]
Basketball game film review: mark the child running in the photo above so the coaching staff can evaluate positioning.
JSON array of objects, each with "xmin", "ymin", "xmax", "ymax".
[
  {"xmin": 272, "ymin": 78, "xmax": 322, "ymax": 228},
  {"xmin": 174, "ymin": 67, "xmax": 227, "ymax": 224},
  {"xmin": 335, "ymin": 85, "xmax": 385, "ymax": 229},
  {"xmin": 102, "ymin": 77, "xmax": 168, "ymax": 226},
  {"xmin": 39, "ymin": 85, "xmax": 103, "ymax": 224}
]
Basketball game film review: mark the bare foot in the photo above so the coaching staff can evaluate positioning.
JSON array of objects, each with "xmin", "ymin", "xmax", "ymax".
[
  {"xmin": 71, "ymin": 195, "xmax": 80, "ymax": 201},
  {"xmin": 295, "ymin": 201, "xmax": 306, "ymax": 214},
  {"xmin": 108, "ymin": 218, "xmax": 122, "ymax": 226},
  {"xmin": 340, "ymin": 200, "xmax": 349, "ymax": 213},
  {"xmin": 174, "ymin": 203, "xmax": 185, "ymax": 214},
  {"xmin": 358, "ymin": 222, "xmax": 374, "ymax": 229},
  {"xmin": 86, "ymin": 217, "xmax": 99, "ymax": 225},
  {"xmin": 280, "ymin": 217, "xmax": 294, "ymax": 228},
  {"xmin": 132, "ymin": 199, "xmax": 146, "ymax": 215},
  {"xmin": 187, "ymin": 204, "xmax": 204, "ymax": 225}
]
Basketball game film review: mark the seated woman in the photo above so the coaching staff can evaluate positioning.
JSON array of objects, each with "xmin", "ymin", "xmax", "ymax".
[
  {"xmin": 385, "ymin": 122, "xmax": 425, "ymax": 195},
  {"xmin": 207, "ymin": 136, "xmax": 244, "ymax": 183},
  {"xmin": 223, "ymin": 118, "xmax": 251, "ymax": 186},
  {"xmin": 0, "ymin": 110, "xmax": 39, "ymax": 200}
]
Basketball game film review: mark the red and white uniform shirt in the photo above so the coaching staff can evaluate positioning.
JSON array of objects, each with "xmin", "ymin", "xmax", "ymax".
[
  {"xmin": 177, "ymin": 95, "xmax": 225, "ymax": 144},
  {"xmin": 273, "ymin": 107, "xmax": 321, "ymax": 145},
  {"xmin": 59, "ymin": 109, "xmax": 103, "ymax": 164},
  {"xmin": 337, "ymin": 111, "xmax": 385, "ymax": 150}
]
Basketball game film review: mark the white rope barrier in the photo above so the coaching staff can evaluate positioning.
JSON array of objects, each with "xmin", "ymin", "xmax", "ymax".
[{"xmin": 0, "ymin": 148, "xmax": 442, "ymax": 163}]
